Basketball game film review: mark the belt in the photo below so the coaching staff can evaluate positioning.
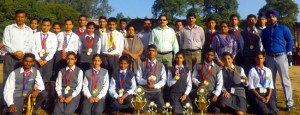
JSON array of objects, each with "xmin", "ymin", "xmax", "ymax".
[
  {"xmin": 102, "ymin": 54, "xmax": 119, "ymax": 57},
  {"xmin": 157, "ymin": 51, "xmax": 172, "ymax": 55},
  {"xmin": 183, "ymin": 49, "xmax": 201, "ymax": 52},
  {"xmin": 267, "ymin": 52, "xmax": 285, "ymax": 57}
]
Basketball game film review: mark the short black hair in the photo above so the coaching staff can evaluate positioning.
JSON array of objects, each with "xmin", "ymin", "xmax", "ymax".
[
  {"xmin": 86, "ymin": 22, "xmax": 96, "ymax": 28},
  {"xmin": 99, "ymin": 16, "xmax": 107, "ymax": 21},
  {"xmin": 67, "ymin": 52, "xmax": 77, "ymax": 59},
  {"xmin": 206, "ymin": 17, "xmax": 216, "ymax": 24},
  {"xmin": 79, "ymin": 14, "xmax": 87, "ymax": 19},
  {"xmin": 92, "ymin": 54, "xmax": 102, "ymax": 60},
  {"xmin": 175, "ymin": 20, "xmax": 183, "ymax": 25},
  {"xmin": 15, "ymin": 10, "xmax": 27, "ymax": 17},
  {"xmin": 205, "ymin": 48, "xmax": 215, "ymax": 54},
  {"xmin": 108, "ymin": 17, "xmax": 117, "ymax": 23},
  {"xmin": 255, "ymin": 51, "xmax": 266, "ymax": 57},
  {"xmin": 119, "ymin": 55, "xmax": 130, "ymax": 63},
  {"xmin": 230, "ymin": 14, "xmax": 239, "ymax": 20},
  {"xmin": 247, "ymin": 14, "xmax": 257, "ymax": 20},
  {"xmin": 186, "ymin": 13, "xmax": 196, "ymax": 19},
  {"xmin": 120, "ymin": 18, "xmax": 127, "ymax": 24},
  {"xmin": 147, "ymin": 44, "xmax": 157, "ymax": 50},
  {"xmin": 175, "ymin": 51, "xmax": 185, "ymax": 59},
  {"xmin": 220, "ymin": 21, "xmax": 229, "ymax": 26},
  {"xmin": 158, "ymin": 15, "xmax": 167, "ymax": 20},
  {"xmin": 64, "ymin": 18, "xmax": 74, "ymax": 24},
  {"xmin": 258, "ymin": 13, "xmax": 266, "ymax": 19},
  {"xmin": 30, "ymin": 18, "xmax": 39, "ymax": 23},
  {"xmin": 222, "ymin": 52, "xmax": 233, "ymax": 59},
  {"xmin": 126, "ymin": 24, "xmax": 135, "ymax": 31},
  {"xmin": 53, "ymin": 22, "xmax": 62, "ymax": 28},
  {"xmin": 144, "ymin": 18, "xmax": 151, "ymax": 22},
  {"xmin": 23, "ymin": 53, "xmax": 35, "ymax": 60},
  {"xmin": 41, "ymin": 18, "xmax": 52, "ymax": 24}
]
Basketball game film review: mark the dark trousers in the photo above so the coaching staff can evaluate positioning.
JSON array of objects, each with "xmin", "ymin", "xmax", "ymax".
[
  {"xmin": 81, "ymin": 97, "xmax": 106, "ymax": 115},
  {"xmin": 110, "ymin": 95, "xmax": 134, "ymax": 111},
  {"xmin": 242, "ymin": 56, "xmax": 256, "ymax": 75},
  {"xmin": 52, "ymin": 51, "xmax": 67, "ymax": 81},
  {"xmin": 143, "ymin": 91, "xmax": 164, "ymax": 112},
  {"xmin": 54, "ymin": 95, "xmax": 80, "ymax": 115},
  {"xmin": 101, "ymin": 55, "xmax": 119, "ymax": 76},
  {"xmin": 79, "ymin": 62, "xmax": 92, "ymax": 73},
  {"xmin": 35, "ymin": 59, "xmax": 54, "ymax": 83},
  {"xmin": 7, "ymin": 91, "xmax": 47, "ymax": 115},
  {"xmin": 169, "ymin": 94, "xmax": 191, "ymax": 114}
]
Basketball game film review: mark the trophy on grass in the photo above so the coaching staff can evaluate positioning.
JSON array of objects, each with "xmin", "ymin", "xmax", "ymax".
[
  {"xmin": 147, "ymin": 101, "xmax": 158, "ymax": 115},
  {"xmin": 194, "ymin": 87, "xmax": 210, "ymax": 115},
  {"xmin": 183, "ymin": 102, "xmax": 193, "ymax": 115},
  {"xmin": 162, "ymin": 102, "xmax": 172, "ymax": 115},
  {"xmin": 131, "ymin": 86, "xmax": 147, "ymax": 115}
]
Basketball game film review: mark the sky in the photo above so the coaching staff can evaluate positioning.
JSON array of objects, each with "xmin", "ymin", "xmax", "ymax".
[{"xmin": 108, "ymin": 0, "xmax": 300, "ymax": 21}]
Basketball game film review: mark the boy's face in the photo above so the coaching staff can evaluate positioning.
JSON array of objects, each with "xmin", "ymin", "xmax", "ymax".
[
  {"xmin": 205, "ymin": 52, "xmax": 215, "ymax": 62},
  {"xmin": 79, "ymin": 17, "xmax": 87, "ymax": 27},
  {"xmin": 255, "ymin": 54, "xmax": 265, "ymax": 65},
  {"xmin": 93, "ymin": 56, "xmax": 102, "ymax": 68},
  {"xmin": 87, "ymin": 25, "xmax": 95, "ymax": 35},
  {"xmin": 258, "ymin": 17, "xmax": 267, "ymax": 26},
  {"xmin": 53, "ymin": 24, "xmax": 61, "ymax": 34},
  {"xmin": 108, "ymin": 21, "xmax": 117, "ymax": 31},
  {"xmin": 148, "ymin": 48, "xmax": 157, "ymax": 58},
  {"xmin": 247, "ymin": 17, "xmax": 257, "ymax": 27},
  {"xmin": 187, "ymin": 16, "xmax": 196, "ymax": 25},
  {"xmin": 175, "ymin": 22, "xmax": 183, "ymax": 31},
  {"xmin": 127, "ymin": 27, "xmax": 135, "ymax": 36},
  {"xmin": 230, "ymin": 16, "xmax": 239, "ymax": 26},
  {"xmin": 267, "ymin": 14, "xmax": 277, "ymax": 25},
  {"xmin": 222, "ymin": 55, "xmax": 233, "ymax": 67},
  {"xmin": 23, "ymin": 57, "xmax": 35, "ymax": 70},
  {"xmin": 119, "ymin": 60, "xmax": 129, "ymax": 70},
  {"xmin": 120, "ymin": 21, "xmax": 127, "ymax": 30},
  {"xmin": 99, "ymin": 19, "xmax": 107, "ymax": 29},
  {"xmin": 66, "ymin": 54, "xmax": 77, "ymax": 67},
  {"xmin": 206, "ymin": 20, "xmax": 216, "ymax": 30},
  {"xmin": 175, "ymin": 54, "xmax": 184, "ymax": 64},
  {"xmin": 41, "ymin": 21, "xmax": 51, "ymax": 33},
  {"xmin": 65, "ymin": 21, "xmax": 74, "ymax": 31},
  {"xmin": 30, "ymin": 20, "xmax": 39, "ymax": 30},
  {"xmin": 15, "ymin": 13, "xmax": 27, "ymax": 26}
]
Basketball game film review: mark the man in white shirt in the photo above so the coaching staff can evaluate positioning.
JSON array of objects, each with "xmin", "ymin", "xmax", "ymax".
[
  {"xmin": 4, "ymin": 53, "xmax": 47, "ymax": 115},
  {"xmin": 76, "ymin": 15, "xmax": 87, "ymax": 38}
]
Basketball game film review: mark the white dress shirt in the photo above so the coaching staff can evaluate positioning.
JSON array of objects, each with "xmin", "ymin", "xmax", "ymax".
[
  {"xmin": 101, "ymin": 30, "xmax": 124, "ymax": 56},
  {"xmin": 136, "ymin": 59, "xmax": 166, "ymax": 89},
  {"xmin": 56, "ymin": 31, "xmax": 80, "ymax": 54},
  {"xmin": 248, "ymin": 66, "xmax": 274, "ymax": 90},
  {"xmin": 78, "ymin": 34, "xmax": 101, "ymax": 54},
  {"xmin": 55, "ymin": 65, "xmax": 83, "ymax": 97},
  {"xmin": 109, "ymin": 69, "xmax": 137, "ymax": 99},
  {"xmin": 218, "ymin": 65, "xmax": 248, "ymax": 91},
  {"xmin": 32, "ymin": 31, "xmax": 58, "ymax": 61},
  {"xmin": 167, "ymin": 65, "xmax": 192, "ymax": 95},
  {"xmin": 82, "ymin": 68, "xmax": 109, "ymax": 99},
  {"xmin": 192, "ymin": 62, "xmax": 223, "ymax": 96},
  {"xmin": 4, "ymin": 67, "xmax": 45, "ymax": 106},
  {"xmin": 3, "ymin": 24, "xmax": 35, "ymax": 53}
]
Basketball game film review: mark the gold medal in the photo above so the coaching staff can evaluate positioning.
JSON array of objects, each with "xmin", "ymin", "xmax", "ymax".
[
  {"xmin": 149, "ymin": 75, "xmax": 156, "ymax": 81},
  {"xmin": 88, "ymin": 48, "xmax": 93, "ymax": 52},
  {"xmin": 108, "ymin": 48, "xmax": 113, "ymax": 52},
  {"xmin": 87, "ymin": 52, "xmax": 91, "ymax": 55},
  {"xmin": 266, "ymin": 76, "xmax": 270, "ymax": 80},
  {"xmin": 203, "ymin": 80, "xmax": 209, "ymax": 86},
  {"xmin": 209, "ymin": 44, "xmax": 212, "ymax": 48},
  {"xmin": 66, "ymin": 86, "xmax": 71, "ymax": 90},
  {"xmin": 41, "ymin": 49, "xmax": 46, "ymax": 54},
  {"xmin": 250, "ymin": 45, "xmax": 254, "ymax": 49},
  {"xmin": 118, "ymin": 88, "xmax": 124, "ymax": 94},
  {"xmin": 264, "ymin": 88, "xmax": 267, "ymax": 93},
  {"xmin": 92, "ymin": 89, "xmax": 98, "ymax": 94},
  {"xmin": 175, "ymin": 75, "xmax": 180, "ymax": 80},
  {"xmin": 22, "ymin": 93, "xmax": 27, "ymax": 97}
]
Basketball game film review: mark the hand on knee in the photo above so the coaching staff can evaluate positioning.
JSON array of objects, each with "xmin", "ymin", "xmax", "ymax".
[
  {"xmin": 220, "ymin": 103, "xmax": 226, "ymax": 108},
  {"xmin": 236, "ymin": 111, "xmax": 244, "ymax": 115}
]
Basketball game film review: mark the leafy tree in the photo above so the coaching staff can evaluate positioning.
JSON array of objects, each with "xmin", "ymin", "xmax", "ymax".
[
  {"xmin": 116, "ymin": 12, "xmax": 125, "ymax": 20},
  {"xmin": 258, "ymin": 0, "xmax": 299, "ymax": 29},
  {"xmin": 152, "ymin": 0, "xmax": 188, "ymax": 22}
]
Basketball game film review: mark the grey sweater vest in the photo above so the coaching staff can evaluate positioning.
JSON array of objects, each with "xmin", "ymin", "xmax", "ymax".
[
  {"xmin": 169, "ymin": 67, "xmax": 189, "ymax": 95},
  {"xmin": 84, "ymin": 68, "xmax": 108, "ymax": 97},
  {"xmin": 79, "ymin": 35, "xmax": 100, "ymax": 63},
  {"xmin": 60, "ymin": 66, "xmax": 81, "ymax": 97},
  {"xmin": 13, "ymin": 67, "xmax": 37, "ymax": 97},
  {"xmin": 112, "ymin": 70, "xmax": 134, "ymax": 93},
  {"xmin": 140, "ymin": 61, "xmax": 164, "ymax": 92},
  {"xmin": 222, "ymin": 65, "xmax": 246, "ymax": 98}
]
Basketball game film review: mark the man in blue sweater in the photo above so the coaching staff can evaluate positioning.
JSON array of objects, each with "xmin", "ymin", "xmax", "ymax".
[{"xmin": 261, "ymin": 10, "xmax": 294, "ymax": 112}]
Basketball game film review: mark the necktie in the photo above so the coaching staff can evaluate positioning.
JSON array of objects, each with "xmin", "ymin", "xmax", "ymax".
[
  {"xmin": 121, "ymin": 71, "xmax": 125, "ymax": 87},
  {"xmin": 62, "ymin": 34, "xmax": 68, "ymax": 59}
]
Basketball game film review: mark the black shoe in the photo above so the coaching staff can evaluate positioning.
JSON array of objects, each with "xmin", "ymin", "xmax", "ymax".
[{"xmin": 287, "ymin": 106, "xmax": 293, "ymax": 112}]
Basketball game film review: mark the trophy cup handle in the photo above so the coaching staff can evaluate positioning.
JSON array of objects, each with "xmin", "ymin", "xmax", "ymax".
[
  {"xmin": 206, "ymin": 99, "xmax": 211, "ymax": 110},
  {"xmin": 131, "ymin": 98, "xmax": 135, "ymax": 108},
  {"xmin": 142, "ymin": 98, "xmax": 147, "ymax": 108},
  {"xmin": 194, "ymin": 98, "xmax": 200, "ymax": 110}
]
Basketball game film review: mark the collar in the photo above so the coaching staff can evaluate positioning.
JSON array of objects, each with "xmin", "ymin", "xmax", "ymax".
[
  {"xmin": 204, "ymin": 61, "xmax": 215, "ymax": 67},
  {"xmin": 79, "ymin": 27, "xmax": 86, "ymax": 30},
  {"xmin": 99, "ymin": 28, "xmax": 106, "ymax": 32},
  {"xmin": 65, "ymin": 31, "xmax": 73, "ymax": 35},
  {"xmin": 93, "ymin": 67, "xmax": 100, "ymax": 72},
  {"xmin": 175, "ymin": 65, "xmax": 184, "ymax": 69},
  {"xmin": 40, "ymin": 31, "xmax": 49, "ymax": 35},
  {"xmin": 147, "ymin": 59, "xmax": 157, "ymax": 64},
  {"xmin": 120, "ymin": 29, "xmax": 126, "ymax": 33},
  {"xmin": 85, "ymin": 33, "xmax": 95, "ymax": 38},
  {"xmin": 141, "ymin": 29, "xmax": 152, "ymax": 33},
  {"xmin": 20, "ymin": 67, "xmax": 33, "ymax": 73},
  {"xmin": 247, "ymin": 27, "xmax": 258, "ymax": 33},
  {"xmin": 13, "ymin": 23, "xmax": 27, "ymax": 29},
  {"xmin": 108, "ymin": 30, "xmax": 116, "ymax": 33},
  {"xmin": 255, "ymin": 65, "xmax": 265, "ymax": 70},
  {"xmin": 185, "ymin": 25, "xmax": 199, "ymax": 29},
  {"xmin": 32, "ymin": 29, "xmax": 37, "ymax": 32},
  {"xmin": 157, "ymin": 26, "xmax": 170, "ymax": 30},
  {"xmin": 119, "ymin": 69, "xmax": 127, "ymax": 73},
  {"xmin": 258, "ymin": 26, "xmax": 266, "ymax": 29},
  {"xmin": 230, "ymin": 27, "xmax": 239, "ymax": 31},
  {"xmin": 208, "ymin": 29, "xmax": 215, "ymax": 33},
  {"xmin": 66, "ymin": 65, "xmax": 76, "ymax": 71},
  {"xmin": 225, "ymin": 64, "xmax": 235, "ymax": 70}
]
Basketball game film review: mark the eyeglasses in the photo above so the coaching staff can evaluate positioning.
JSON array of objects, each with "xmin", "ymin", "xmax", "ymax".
[{"xmin": 159, "ymin": 19, "xmax": 167, "ymax": 21}]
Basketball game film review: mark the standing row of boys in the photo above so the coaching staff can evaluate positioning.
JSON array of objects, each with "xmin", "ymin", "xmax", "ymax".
[{"xmin": 2, "ymin": 9, "xmax": 294, "ymax": 114}]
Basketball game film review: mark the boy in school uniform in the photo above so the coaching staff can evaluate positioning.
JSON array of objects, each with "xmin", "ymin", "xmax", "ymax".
[
  {"xmin": 53, "ymin": 18, "xmax": 80, "ymax": 81},
  {"xmin": 82, "ymin": 54, "xmax": 109, "ymax": 115},
  {"xmin": 167, "ymin": 52, "xmax": 192, "ymax": 114},
  {"xmin": 136, "ymin": 44, "xmax": 166, "ymax": 112},
  {"xmin": 52, "ymin": 22, "xmax": 62, "ymax": 35},
  {"xmin": 4, "ymin": 53, "xmax": 48, "ymax": 115},
  {"xmin": 79, "ymin": 22, "xmax": 101, "ymax": 72},
  {"xmin": 192, "ymin": 48, "xmax": 223, "ymax": 113},
  {"xmin": 54, "ymin": 52, "xmax": 83, "ymax": 115},
  {"xmin": 119, "ymin": 18, "xmax": 127, "ymax": 37},
  {"xmin": 100, "ymin": 17, "xmax": 124, "ymax": 76},
  {"xmin": 109, "ymin": 56, "xmax": 137, "ymax": 114},
  {"xmin": 95, "ymin": 16, "xmax": 107, "ymax": 36},
  {"xmin": 218, "ymin": 52, "xmax": 249, "ymax": 115},
  {"xmin": 248, "ymin": 52, "xmax": 277, "ymax": 114},
  {"xmin": 76, "ymin": 15, "xmax": 88, "ymax": 38},
  {"xmin": 30, "ymin": 18, "xmax": 39, "ymax": 34}
]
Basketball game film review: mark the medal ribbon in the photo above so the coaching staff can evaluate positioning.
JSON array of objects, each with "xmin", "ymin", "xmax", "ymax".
[
  {"xmin": 23, "ymin": 72, "xmax": 32, "ymax": 93},
  {"xmin": 65, "ymin": 67, "xmax": 76, "ymax": 87},
  {"xmin": 40, "ymin": 33, "xmax": 48, "ymax": 49},
  {"xmin": 225, "ymin": 69, "xmax": 235, "ymax": 87},
  {"xmin": 63, "ymin": 32, "xmax": 73, "ymax": 49},
  {"xmin": 119, "ymin": 71, "xmax": 126, "ymax": 88},
  {"xmin": 209, "ymin": 31, "xmax": 214, "ymax": 44},
  {"xmin": 233, "ymin": 29, "xmax": 239, "ymax": 40},
  {"xmin": 146, "ymin": 59, "xmax": 158, "ymax": 76},
  {"xmin": 177, "ymin": 67, "xmax": 186, "ymax": 76},
  {"xmin": 92, "ymin": 69, "xmax": 101, "ymax": 90},
  {"xmin": 77, "ymin": 28, "xmax": 86, "ymax": 37},
  {"xmin": 85, "ymin": 36, "xmax": 95, "ymax": 49},
  {"xmin": 201, "ymin": 64, "xmax": 213, "ymax": 81},
  {"xmin": 255, "ymin": 66, "xmax": 266, "ymax": 87},
  {"xmin": 247, "ymin": 30, "xmax": 256, "ymax": 46},
  {"xmin": 107, "ymin": 31, "xmax": 117, "ymax": 48}
]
